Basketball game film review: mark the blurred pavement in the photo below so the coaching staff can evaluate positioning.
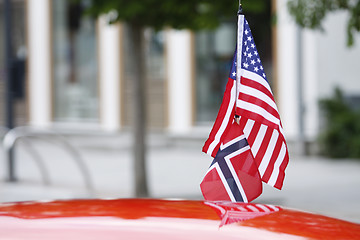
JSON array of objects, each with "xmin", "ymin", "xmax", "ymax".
[{"xmin": 0, "ymin": 130, "xmax": 360, "ymax": 224}]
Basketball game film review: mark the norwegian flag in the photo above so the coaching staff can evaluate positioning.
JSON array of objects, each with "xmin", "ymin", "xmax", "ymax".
[
  {"xmin": 201, "ymin": 122, "xmax": 262, "ymax": 203},
  {"xmin": 202, "ymin": 14, "xmax": 289, "ymax": 202}
]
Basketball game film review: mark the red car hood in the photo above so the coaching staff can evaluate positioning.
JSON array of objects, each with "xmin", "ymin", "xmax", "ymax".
[{"xmin": 0, "ymin": 199, "xmax": 359, "ymax": 240}]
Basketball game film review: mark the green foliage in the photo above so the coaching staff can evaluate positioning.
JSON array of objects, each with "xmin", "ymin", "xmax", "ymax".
[
  {"xmin": 319, "ymin": 88, "xmax": 360, "ymax": 159},
  {"xmin": 288, "ymin": 0, "xmax": 360, "ymax": 46},
  {"xmin": 80, "ymin": 0, "xmax": 268, "ymax": 30}
]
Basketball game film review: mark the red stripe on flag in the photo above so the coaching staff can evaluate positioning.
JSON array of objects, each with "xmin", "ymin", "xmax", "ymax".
[
  {"xmin": 242, "ymin": 120, "xmax": 288, "ymax": 188},
  {"xmin": 241, "ymin": 77, "xmax": 275, "ymax": 103},
  {"xmin": 238, "ymin": 93, "xmax": 280, "ymax": 121},
  {"xmin": 274, "ymin": 150, "xmax": 289, "ymax": 189},
  {"xmin": 246, "ymin": 121, "xmax": 260, "ymax": 147},
  {"xmin": 253, "ymin": 127, "xmax": 273, "ymax": 167},
  {"xmin": 236, "ymin": 107, "xmax": 279, "ymax": 130},
  {"xmin": 261, "ymin": 135, "xmax": 283, "ymax": 183},
  {"xmin": 203, "ymin": 78, "xmax": 236, "ymax": 158},
  {"xmin": 201, "ymin": 167, "xmax": 232, "ymax": 201}
]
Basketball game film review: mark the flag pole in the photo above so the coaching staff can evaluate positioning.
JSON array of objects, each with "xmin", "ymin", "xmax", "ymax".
[
  {"xmin": 235, "ymin": 0, "xmax": 243, "ymax": 124},
  {"xmin": 238, "ymin": 0, "xmax": 243, "ymax": 15}
]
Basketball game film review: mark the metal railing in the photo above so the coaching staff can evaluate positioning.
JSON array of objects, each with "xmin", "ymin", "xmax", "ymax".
[{"xmin": 1, "ymin": 126, "xmax": 94, "ymax": 194}]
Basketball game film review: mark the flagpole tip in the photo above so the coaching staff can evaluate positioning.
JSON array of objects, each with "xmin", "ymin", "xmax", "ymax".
[{"xmin": 237, "ymin": 4, "xmax": 243, "ymax": 15}]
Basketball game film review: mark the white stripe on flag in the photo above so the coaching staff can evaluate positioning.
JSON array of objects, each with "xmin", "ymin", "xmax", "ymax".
[
  {"xmin": 207, "ymin": 83, "xmax": 237, "ymax": 156},
  {"xmin": 214, "ymin": 162, "xmax": 236, "ymax": 202},
  {"xmin": 236, "ymin": 100, "xmax": 280, "ymax": 126},
  {"xmin": 265, "ymin": 204, "xmax": 280, "ymax": 211},
  {"xmin": 251, "ymin": 124, "xmax": 267, "ymax": 157},
  {"xmin": 278, "ymin": 124, "xmax": 286, "ymax": 140},
  {"xmin": 259, "ymin": 130, "xmax": 279, "ymax": 177},
  {"xmin": 255, "ymin": 204, "xmax": 271, "ymax": 212},
  {"xmin": 243, "ymin": 119, "xmax": 255, "ymax": 137},
  {"xmin": 239, "ymin": 85, "xmax": 278, "ymax": 111},
  {"xmin": 224, "ymin": 147, "xmax": 250, "ymax": 203},
  {"xmin": 238, "ymin": 206, "xmax": 248, "ymax": 212},
  {"xmin": 247, "ymin": 205, "xmax": 261, "ymax": 212},
  {"xmin": 267, "ymin": 143, "xmax": 287, "ymax": 186},
  {"xmin": 220, "ymin": 134, "xmax": 246, "ymax": 150},
  {"xmin": 242, "ymin": 70, "xmax": 273, "ymax": 95}
]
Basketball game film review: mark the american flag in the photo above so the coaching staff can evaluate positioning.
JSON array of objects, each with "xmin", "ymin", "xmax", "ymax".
[
  {"xmin": 202, "ymin": 15, "xmax": 289, "ymax": 201},
  {"xmin": 204, "ymin": 201, "xmax": 281, "ymax": 227}
]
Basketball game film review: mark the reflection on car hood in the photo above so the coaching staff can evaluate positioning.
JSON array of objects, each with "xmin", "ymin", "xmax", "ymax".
[{"xmin": 0, "ymin": 198, "xmax": 359, "ymax": 240}]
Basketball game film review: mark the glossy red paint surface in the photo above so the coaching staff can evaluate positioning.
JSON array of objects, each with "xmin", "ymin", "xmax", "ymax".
[
  {"xmin": 0, "ymin": 199, "xmax": 219, "ymax": 220},
  {"xmin": 0, "ymin": 199, "xmax": 359, "ymax": 240},
  {"xmin": 241, "ymin": 209, "xmax": 360, "ymax": 239}
]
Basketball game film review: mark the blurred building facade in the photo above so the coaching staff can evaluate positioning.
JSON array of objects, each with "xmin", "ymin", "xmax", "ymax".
[
  {"xmin": 276, "ymin": 0, "xmax": 360, "ymax": 145},
  {"xmin": 0, "ymin": 0, "xmax": 27, "ymax": 126},
  {"xmin": 1, "ymin": 0, "xmax": 360, "ymax": 144}
]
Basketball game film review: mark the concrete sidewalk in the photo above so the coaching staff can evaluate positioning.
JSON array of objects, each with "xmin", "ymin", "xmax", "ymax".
[{"xmin": 0, "ymin": 131, "xmax": 360, "ymax": 224}]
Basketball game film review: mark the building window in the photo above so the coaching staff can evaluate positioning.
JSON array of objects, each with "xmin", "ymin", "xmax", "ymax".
[
  {"xmin": 195, "ymin": 20, "xmax": 237, "ymax": 123},
  {"xmin": 52, "ymin": 0, "xmax": 98, "ymax": 122}
]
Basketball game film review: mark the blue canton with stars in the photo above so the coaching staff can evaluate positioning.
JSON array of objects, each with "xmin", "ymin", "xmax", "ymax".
[{"xmin": 229, "ymin": 20, "xmax": 267, "ymax": 82}]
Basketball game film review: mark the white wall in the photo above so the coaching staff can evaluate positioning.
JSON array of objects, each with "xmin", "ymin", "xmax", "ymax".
[
  {"xmin": 276, "ymin": 1, "xmax": 360, "ymax": 142},
  {"xmin": 317, "ymin": 12, "xmax": 360, "ymax": 98}
]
